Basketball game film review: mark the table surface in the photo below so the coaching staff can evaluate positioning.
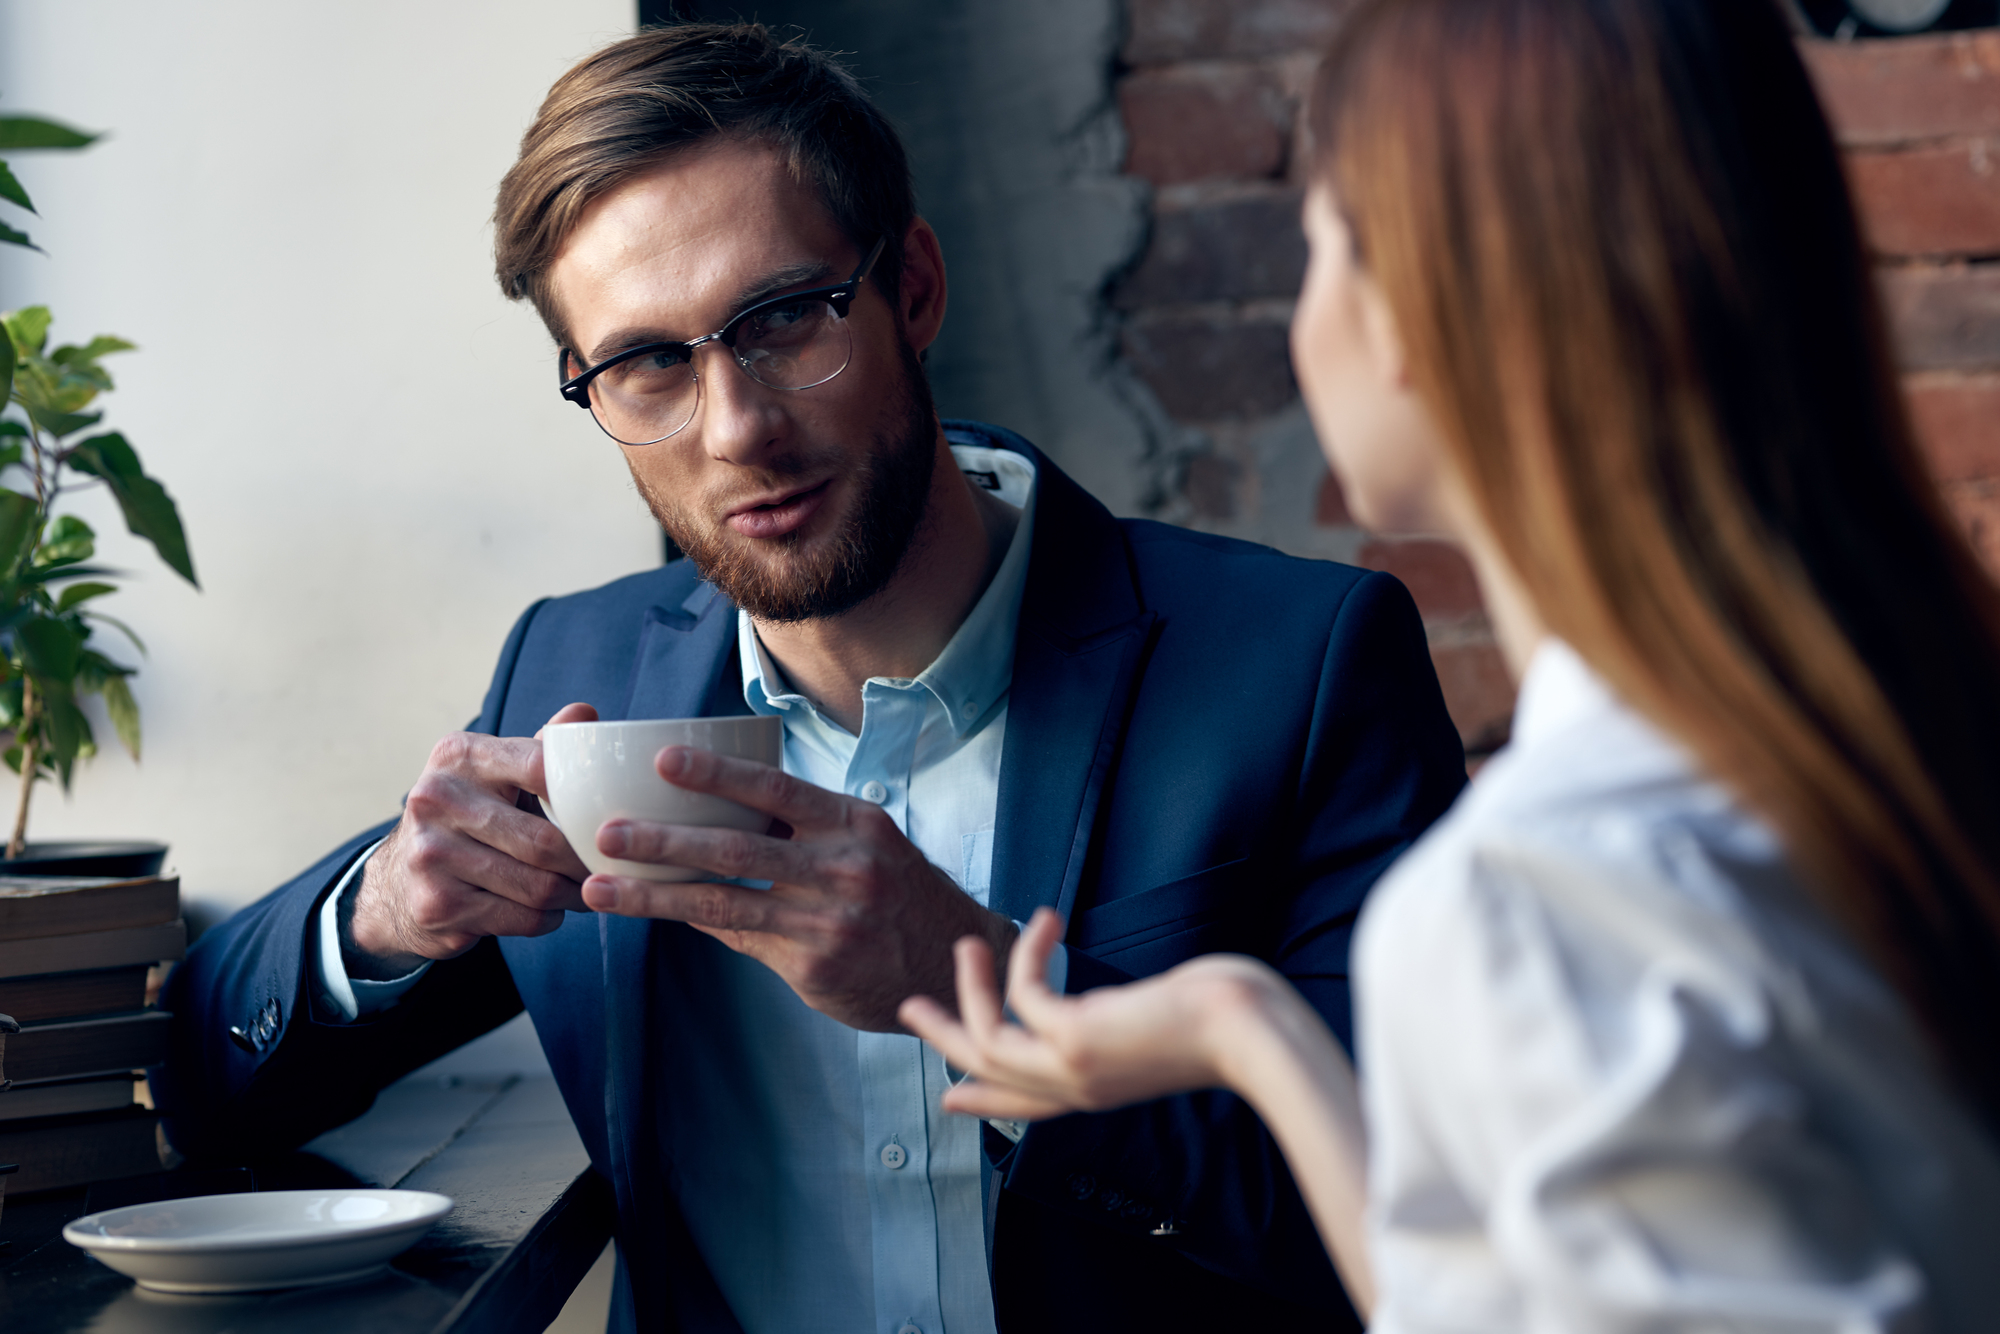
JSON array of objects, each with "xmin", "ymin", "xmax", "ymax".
[{"xmin": 0, "ymin": 1074, "xmax": 615, "ymax": 1334}]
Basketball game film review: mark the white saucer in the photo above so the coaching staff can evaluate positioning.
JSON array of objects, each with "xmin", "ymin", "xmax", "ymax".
[{"xmin": 64, "ymin": 1188, "xmax": 454, "ymax": 1293}]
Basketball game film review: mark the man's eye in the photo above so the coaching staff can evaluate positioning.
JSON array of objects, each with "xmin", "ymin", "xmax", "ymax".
[{"xmin": 742, "ymin": 301, "xmax": 826, "ymax": 345}]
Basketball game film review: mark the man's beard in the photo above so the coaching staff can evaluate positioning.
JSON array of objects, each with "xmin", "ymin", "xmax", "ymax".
[{"xmin": 637, "ymin": 343, "xmax": 939, "ymax": 624}]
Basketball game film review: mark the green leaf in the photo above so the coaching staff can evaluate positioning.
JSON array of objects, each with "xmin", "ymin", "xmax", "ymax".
[
  {"xmin": 0, "ymin": 161, "xmax": 34, "ymax": 214},
  {"xmin": 100, "ymin": 673, "xmax": 139, "ymax": 760},
  {"xmin": 64, "ymin": 434, "xmax": 196, "ymax": 587},
  {"xmin": 23, "ymin": 562, "xmax": 116, "ymax": 583},
  {"xmin": 54, "ymin": 580, "xmax": 114, "ymax": 613},
  {"xmin": 51, "ymin": 336, "xmax": 134, "ymax": 365},
  {"xmin": 17, "ymin": 615, "xmax": 82, "ymax": 682},
  {"xmin": 38, "ymin": 513, "xmax": 93, "ymax": 563},
  {"xmin": 82, "ymin": 611, "xmax": 144, "ymax": 656},
  {"xmin": 25, "ymin": 406, "xmax": 98, "ymax": 439},
  {"xmin": 0, "ymin": 319, "xmax": 11, "ymax": 415},
  {"xmin": 0, "ymin": 118, "xmax": 99, "ymax": 151},
  {"xmin": 0, "ymin": 421, "xmax": 26, "ymax": 437},
  {"xmin": 41, "ymin": 688, "xmax": 91, "ymax": 788},
  {"xmin": 0, "ymin": 218, "xmax": 36, "ymax": 252},
  {"xmin": 0, "ymin": 442, "xmax": 20, "ymax": 471},
  {"xmin": 2, "ymin": 307, "xmax": 51, "ymax": 356},
  {"xmin": 0, "ymin": 489, "xmax": 38, "ymax": 579}
]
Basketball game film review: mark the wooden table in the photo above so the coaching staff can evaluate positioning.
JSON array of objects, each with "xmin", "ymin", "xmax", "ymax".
[{"xmin": 0, "ymin": 1074, "xmax": 615, "ymax": 1334}]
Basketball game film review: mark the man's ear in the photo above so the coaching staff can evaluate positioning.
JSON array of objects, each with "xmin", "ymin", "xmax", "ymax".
[{"xmin": 897, "ymin": 217, "xmax": 948, "ymax": 355}]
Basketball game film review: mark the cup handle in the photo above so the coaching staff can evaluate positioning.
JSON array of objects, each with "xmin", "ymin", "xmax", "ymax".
[{"xmin": 537, "ymin": 795, "xmax": 563, "ymax": 831}]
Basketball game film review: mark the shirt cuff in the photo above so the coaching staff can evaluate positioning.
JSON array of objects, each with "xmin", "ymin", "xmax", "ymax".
[{"xmin": 313, "ymin": 839, "xmax": 432, "ymax": 1022}]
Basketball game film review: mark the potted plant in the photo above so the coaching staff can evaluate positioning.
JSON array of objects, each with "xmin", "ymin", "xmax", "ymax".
[{"xmin": 0, "ymin": 112, "xmax": 196, "ymax": 874}]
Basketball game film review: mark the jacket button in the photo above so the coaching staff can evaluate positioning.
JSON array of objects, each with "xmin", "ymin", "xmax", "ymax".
[
  {"xmin": 228, "ymin": 1026, "xmax": 257, "ymax": 1054},
  {"xmin": 1067, "ymin": 1173, "xmax": 1096, "ymax": 1201},
  {"xmin": 1100, "ymin": 1190, "xmax": 1124, "ymax": 1212},
  {"xmin": 1121, "ymin": 1199, "xmax": 1151, "ymax": 1222}
]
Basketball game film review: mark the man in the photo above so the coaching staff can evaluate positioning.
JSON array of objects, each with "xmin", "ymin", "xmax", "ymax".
[{"xmin": 157, "ymin": 23, "xmax": 1466, "ymax": 1334}]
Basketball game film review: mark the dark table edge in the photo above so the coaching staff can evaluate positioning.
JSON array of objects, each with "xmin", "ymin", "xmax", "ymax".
[{"xmin": 433, "ymin": 1166, "xmax": 616, "ymax": 1334}]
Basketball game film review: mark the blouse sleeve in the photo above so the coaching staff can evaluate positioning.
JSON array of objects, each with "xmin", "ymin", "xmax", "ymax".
[{"xmin": 1357, "ymin": 835, "xmax": 1928, "ymax": 1334}]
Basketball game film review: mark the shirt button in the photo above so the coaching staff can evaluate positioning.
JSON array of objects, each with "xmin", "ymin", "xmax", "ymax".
[
  {"xmin": 897, "ymin": 1324, "xmax": 923, "ymax": 1334},
  {"xmin": 860, "ymin": 780, "xmax": 888, "ymax": 804},
  {"xmin": 880, "ymin": 1142, "xmax": 908, "ymax": 1170}
]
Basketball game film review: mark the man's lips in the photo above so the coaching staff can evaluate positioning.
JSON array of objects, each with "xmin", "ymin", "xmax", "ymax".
[{"xmin": 725, "ymin": 479, "xmax": 833, "ymax": 539}]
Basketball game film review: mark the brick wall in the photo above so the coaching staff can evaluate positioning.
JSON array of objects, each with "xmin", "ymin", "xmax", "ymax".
[
  {"xmin": 1805, "ymin": 31, "xmax": 2000, "ymax": 572},
  {"xmin": 1111, "ymin": 6, "xmax": 2000, "ymax": 759}
]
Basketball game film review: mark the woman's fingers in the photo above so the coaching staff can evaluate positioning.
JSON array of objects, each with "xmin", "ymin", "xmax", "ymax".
[
  {"xmin": 1002, "ymin": 907, "xmax": 1068, "ymax": 1032},
  {"xmin": 953, "ymin": 935, "xmax": 1007, "ymax": 1037},
  {"xmin": 898, "ymin": 994, "xmax": 978, "ymax": 1066},
  {"xmin": 940, "ymin": 1080, "xmax": 1074, "ymax": 1123}
]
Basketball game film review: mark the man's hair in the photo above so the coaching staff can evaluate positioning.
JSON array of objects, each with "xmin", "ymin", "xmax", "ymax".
[{"xmin": 493, "ymin": 22, "xmax": 914, "ymax": 349}]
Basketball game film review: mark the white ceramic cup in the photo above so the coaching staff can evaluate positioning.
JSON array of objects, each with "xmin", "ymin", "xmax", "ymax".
[{"xmin": 539, "ymin": 715, "xmax": 783, "ymax": 882}]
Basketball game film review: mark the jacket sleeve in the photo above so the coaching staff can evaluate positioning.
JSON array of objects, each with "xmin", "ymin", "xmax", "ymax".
[
  {"xmin": 995, "ymin": 572, "xmax": 1468, "ymax": 1313},
  {"xmin": 152, "ymin": 600, "xmax": 551, "ymax": 1163}
]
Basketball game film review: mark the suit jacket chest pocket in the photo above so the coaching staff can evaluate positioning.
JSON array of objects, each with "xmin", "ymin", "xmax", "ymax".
[{"xmin": 1072, "ymin": 856, "xmax": 1253, "ymax": 974}]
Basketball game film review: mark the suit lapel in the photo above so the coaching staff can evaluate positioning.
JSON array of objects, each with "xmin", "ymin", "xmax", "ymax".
[
  {"xmin": 989, "ymin": 441, "xmax": 1159, "ymax": 926},
  {"xmin": 598, "ymin": 575, "xmax": 740, "ymax": 1332},
  {"xmin": 620, "ymin": 580, "xmax": 745, "ymax": 721}
]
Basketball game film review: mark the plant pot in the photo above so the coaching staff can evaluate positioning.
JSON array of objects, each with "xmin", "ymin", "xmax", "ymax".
[{"xmin": 0, "ymin": 841, "xmax": 168, "ymax": 878}]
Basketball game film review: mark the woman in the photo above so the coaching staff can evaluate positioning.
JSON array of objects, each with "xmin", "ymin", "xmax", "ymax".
[{"xmin": 900, "ymin": 1, "xmax": 2000, "ymax": 1328}]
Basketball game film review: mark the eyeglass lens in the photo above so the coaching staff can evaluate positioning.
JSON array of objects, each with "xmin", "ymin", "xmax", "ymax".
[{"xmin": 584, "ymin": 296, "xmax": 854, "ymax": 446}]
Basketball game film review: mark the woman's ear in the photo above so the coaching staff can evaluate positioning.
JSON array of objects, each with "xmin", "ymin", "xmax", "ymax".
[{"xmin": 897, "ymin": 218, "xmax": 949, "ymax": 354}]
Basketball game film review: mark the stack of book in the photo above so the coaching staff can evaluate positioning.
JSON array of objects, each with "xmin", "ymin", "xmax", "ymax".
[{"xmin": 0, "ymin": 872, "xmax": 184, "ymax": 1211}]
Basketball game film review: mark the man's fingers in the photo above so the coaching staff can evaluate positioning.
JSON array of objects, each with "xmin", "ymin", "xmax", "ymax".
[
  {"xmin": 392, "ymin": 862, "xmax": 570, "ymax": 953},
  {"xmin": 596, "ymin": 818, "xmax": 814, "ymax": 885},
  {"xmin": 655, "ymin": 747, "xmax": 849, "ymax": 829},
  {"xmin": 423, "ymin": 731, "xmax": 549, "ymax": 794},
  {"xmin": 528, "ymin": 703, "xmax": 599, "ymax": 794},
  {"xmin": 581, "ymin": 874, "xmax": 804, "ymax": 935},
  {"xmin": 404, "ymin": 825, "xmax": 589, "ymax": 914},
  {"xmin": 535, "ymin": 702, "xmax": 599, "ymax": 738},
  {"xmin": 480, "ymin": 798, "xmax": 592, "ymax": 881}
]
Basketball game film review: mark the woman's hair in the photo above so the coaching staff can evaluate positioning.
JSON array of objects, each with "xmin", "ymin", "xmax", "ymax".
[{"xmin": 1311, "ymin": 0, "xmax": 2000, "ymax": 1122}]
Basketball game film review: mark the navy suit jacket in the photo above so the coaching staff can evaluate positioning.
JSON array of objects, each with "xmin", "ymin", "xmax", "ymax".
[{"xmin": 157, "ymin": 423, "xmax": 1466, "ymax": 1332}]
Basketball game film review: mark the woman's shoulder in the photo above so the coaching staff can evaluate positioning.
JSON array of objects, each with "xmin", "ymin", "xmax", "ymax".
[{"xmin": 1353, "ymin": 644, "xmax": 1809, "ymax": 1035}]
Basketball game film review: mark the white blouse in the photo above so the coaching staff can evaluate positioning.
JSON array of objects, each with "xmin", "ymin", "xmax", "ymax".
[{"xmin": 1353, "ymin": 641, "xmax": 2000, "ymax": 1333}]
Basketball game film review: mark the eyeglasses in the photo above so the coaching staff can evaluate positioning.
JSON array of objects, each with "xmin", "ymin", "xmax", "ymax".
[{"xmin": 558, "ymin": 237, "xmax": 888, "ymax": 446}]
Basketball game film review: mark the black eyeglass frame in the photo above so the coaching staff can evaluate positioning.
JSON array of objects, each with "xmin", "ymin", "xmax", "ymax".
[{"xmin": 556, "ymin": 236, "xmax": 889, "ymax": 436}]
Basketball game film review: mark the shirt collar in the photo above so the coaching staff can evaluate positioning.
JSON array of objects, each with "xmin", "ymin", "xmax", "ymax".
[
  {"xmin": 739, "ymin": 442, "xmax": 1039, "ymax": 736},
  {"xmin": 1509, "ymin": 638, "xmax": 1621, "ymax": 748}
]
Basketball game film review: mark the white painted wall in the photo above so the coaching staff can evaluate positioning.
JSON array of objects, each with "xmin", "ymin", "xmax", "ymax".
[{"xmin": 0, "ymin": 1, "xmax": 651, "ymax": 926}]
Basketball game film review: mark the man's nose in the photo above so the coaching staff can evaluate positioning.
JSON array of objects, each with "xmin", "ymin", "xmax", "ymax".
[{"xmin": 696, "ymin": 346, "xmax": 787, "ymax": 466}]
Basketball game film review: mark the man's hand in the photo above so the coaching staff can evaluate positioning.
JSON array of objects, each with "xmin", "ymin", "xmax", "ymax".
[
  {"xmin": 346, "ymin": 703, "xmax": 598, "ymax": 977},
  {"xmin": 578, "ymin": 745, "xmax": 1018, "ymax": 1032}
]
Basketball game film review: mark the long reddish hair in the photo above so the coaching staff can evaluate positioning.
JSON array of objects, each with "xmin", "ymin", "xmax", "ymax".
[{"xmin": 1313, "ymin": 0, "xmax": 2000, "ymax": 1123}]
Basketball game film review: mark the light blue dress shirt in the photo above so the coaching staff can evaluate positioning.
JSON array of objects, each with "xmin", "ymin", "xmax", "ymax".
[{"xmin": 315, "ymin": 443, "xmax": 1057, "ymax": 1334}]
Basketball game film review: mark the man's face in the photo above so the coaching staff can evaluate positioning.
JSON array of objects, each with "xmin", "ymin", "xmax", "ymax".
[{"xmin": 548, "ymin": 139, "xmax": 938, "ymax": 622}]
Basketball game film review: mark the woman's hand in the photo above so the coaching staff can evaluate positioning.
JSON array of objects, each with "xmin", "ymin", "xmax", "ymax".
[
  {"xmin": 898, "ymin": 906, "xmax": 1284, "ymax": 1121},
  {"xmin": 901, "ymin": 906, "xmax": 1378, "ymax": 1315}
]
